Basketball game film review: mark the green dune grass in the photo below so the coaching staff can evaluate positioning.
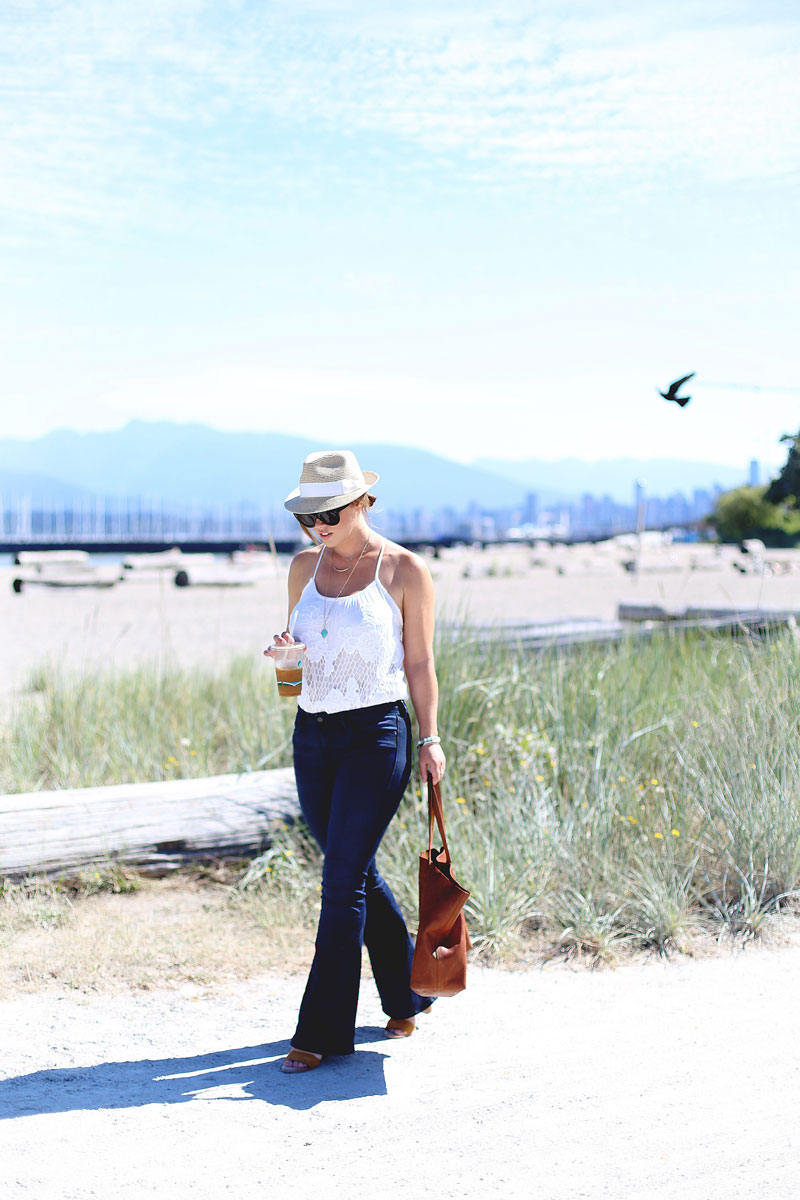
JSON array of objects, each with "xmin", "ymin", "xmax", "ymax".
[{"xmin": 4, "ymin": 627, "xmax": 800, "ymax": 961}]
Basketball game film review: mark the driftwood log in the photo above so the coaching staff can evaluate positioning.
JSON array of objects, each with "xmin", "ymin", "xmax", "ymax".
[
  {"xmin": 618, "ymin": 604, "xmax": 799, "ymax": 630},
  {"xmin": 0, "ymin": 768, "xmax": 300, "ymax": 879}
]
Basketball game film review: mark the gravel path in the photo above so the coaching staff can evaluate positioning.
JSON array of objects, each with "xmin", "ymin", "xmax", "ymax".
[{"xmin": 3, "ymin": 940, "xmax": 800, "ymax": 1199}]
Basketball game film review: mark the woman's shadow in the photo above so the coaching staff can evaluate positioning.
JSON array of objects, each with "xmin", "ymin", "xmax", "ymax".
[{"xmin": 0, "ymin": 1025, "xmax": 389, "ymax": 1118}]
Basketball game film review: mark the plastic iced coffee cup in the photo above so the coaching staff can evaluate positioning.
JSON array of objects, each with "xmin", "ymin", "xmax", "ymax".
[{"xmin": 269, "ymin": 642, "xmax": 305, "ymax": 700}]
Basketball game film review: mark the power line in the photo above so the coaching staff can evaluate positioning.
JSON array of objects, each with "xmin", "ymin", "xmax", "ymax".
[{"xmin": 702, "ymin": 381, "xmax": 800, "ymax": 393}]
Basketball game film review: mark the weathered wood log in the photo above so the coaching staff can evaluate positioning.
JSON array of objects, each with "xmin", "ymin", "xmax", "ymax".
[
  {"xmin": 172, "ymin": 566, "xmax": 256, "ymax": 588},
  {"xmin": 462, "ymin": 610, "xmax": 798, "ymax": 651},
  {"xmin": 0, "ymin": 768, "xmax": 300, "ymax": 879},
  {"xmin": 617, "ymin": 603, "xmax": 673, "ymax": 621},
  {"xmin": 122, "ymin": 549, "xmax": 213, "ymax": 570},
  {"xmin": 619, "ymin": 603, "xmax": 800, "ymax": 626},
  {"xmin": 16, "ymin": 550, "xmax": 90, "ymax": 567},
  {"xmin": 444, "ymin": 617, "xmax": 626, "ymax": 651},
  {"xmin": 12, "ymin": 565, "xmax": 122, "ymax": 592}
]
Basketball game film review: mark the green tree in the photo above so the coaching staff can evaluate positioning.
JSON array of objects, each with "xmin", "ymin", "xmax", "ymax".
[
  {"xmin": 710, "ymin": 485, "xmax": 800, "ymax": 544},
  {"xmin": 765, "ymin": 429, "xmax": 800, "ymax": 506}
]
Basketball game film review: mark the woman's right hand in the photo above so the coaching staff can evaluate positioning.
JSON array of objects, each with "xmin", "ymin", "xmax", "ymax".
[{"xmin": 264, "ymin": 631, "xmax": 295, "ymax": 657}]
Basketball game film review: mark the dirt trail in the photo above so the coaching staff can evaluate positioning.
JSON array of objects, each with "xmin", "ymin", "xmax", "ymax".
[{"xmin": 3, "ymin": 940, "xmax": 799, "ymax": 1199}]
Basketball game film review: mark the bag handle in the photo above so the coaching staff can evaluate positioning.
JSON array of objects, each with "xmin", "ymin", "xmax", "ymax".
[{"xmin": 426, "ymin": 774, "xmax": 451, "ymax": 863}]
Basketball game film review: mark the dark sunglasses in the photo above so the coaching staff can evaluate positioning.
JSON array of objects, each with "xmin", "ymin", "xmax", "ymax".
[{"xmin": 294, "ymin": 503, "xmax": 348, "ymax": 528}]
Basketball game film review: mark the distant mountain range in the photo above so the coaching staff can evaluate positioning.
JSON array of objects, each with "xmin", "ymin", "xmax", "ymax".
[{"xmin": 0, "ymin": 421, "xmax": 750, "ymax": 510}]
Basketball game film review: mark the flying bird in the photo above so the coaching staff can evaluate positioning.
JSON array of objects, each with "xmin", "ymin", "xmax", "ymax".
[{"xmin": 658, "ymin": 373, "xmax": 695, "ymax": 407}]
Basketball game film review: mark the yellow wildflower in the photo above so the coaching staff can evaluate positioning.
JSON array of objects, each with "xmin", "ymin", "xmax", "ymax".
[
  {"xmin": 654, "ymin": 832, "xmax": 663, "ymax": 839},
  {"xmin": 627, "ymin": 815, "xmax": 638, "ymax": 824},
  {"xmin": 618, "ymin": 775, "xmax": 626, "ymax": 782},
  {"xmin": 456, "ymin": 797, "xmax": 466, "ymax": 804},
  {"xmin": 691, "ymin": 721, "xmax": 699, "ymax": 728},
  {"xmin": 536, "ymin": 775, "xmax": 544, "ymax": 782},
  {"xmin": 651, "ymin": 778, "xmax": 658, "ymax": 786},
  {"xmin": 671, "ymin": 829, "xmax": 680, "ymax": 838}
]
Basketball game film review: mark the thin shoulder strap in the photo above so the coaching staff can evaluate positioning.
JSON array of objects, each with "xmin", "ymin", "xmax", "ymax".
[
  {"xmin": 374, "ymin": 538, "xmax": 385, "ymax": 580},
  {"xmin": 311, "ymin": 546, "xmax": 325, "ymax": 579}
]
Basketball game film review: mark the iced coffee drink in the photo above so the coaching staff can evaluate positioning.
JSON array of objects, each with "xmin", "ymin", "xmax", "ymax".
[{"xmin": 270, "ymin": 642, "xmax": 305, "ymax": 700}]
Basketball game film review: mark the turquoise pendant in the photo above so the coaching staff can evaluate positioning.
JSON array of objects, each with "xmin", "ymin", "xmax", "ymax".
[{"xmin": 321, "ymin": 627, "xmax": 328, "ymax": 638}]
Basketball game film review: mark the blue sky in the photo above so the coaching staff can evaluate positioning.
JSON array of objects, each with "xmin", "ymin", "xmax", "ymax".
[{"xmin": 1, "ymin": 0, "xmax": 798, "ymax": 472}]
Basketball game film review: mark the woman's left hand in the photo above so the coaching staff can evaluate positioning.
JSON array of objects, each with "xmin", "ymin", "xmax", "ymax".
[{"xmin": 419, "ymin": 742, "xmax": 446, "ymax": 786}]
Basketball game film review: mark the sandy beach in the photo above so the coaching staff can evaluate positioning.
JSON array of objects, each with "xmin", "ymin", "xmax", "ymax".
[{"xmin": 2, "ymin": 539, "xmax": 797, "ymax": 714}]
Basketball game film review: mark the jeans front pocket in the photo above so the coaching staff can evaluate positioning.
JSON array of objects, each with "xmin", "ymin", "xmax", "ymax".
[{"xmin": 293, "ymin": 709, "xmax": 324, "ymax": 756}]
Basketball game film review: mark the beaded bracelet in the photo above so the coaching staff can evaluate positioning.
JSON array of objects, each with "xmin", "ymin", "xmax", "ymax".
[{"xmin": 417, "ymin": 735, "xmax": 442, "ymax": 749}]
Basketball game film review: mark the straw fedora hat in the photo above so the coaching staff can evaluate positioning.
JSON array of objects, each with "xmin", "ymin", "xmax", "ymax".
[{"xmin": 283, "ymin": 449, "xmax": 379, "ymax": 515}]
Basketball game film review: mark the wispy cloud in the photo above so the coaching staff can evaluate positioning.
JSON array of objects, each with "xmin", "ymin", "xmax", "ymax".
[{"xmin": 1, "ymin": 1, "xmax": 798, "ymax": 238}]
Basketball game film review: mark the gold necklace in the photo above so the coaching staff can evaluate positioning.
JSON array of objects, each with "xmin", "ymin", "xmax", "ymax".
[
  {"xmin": 320, "ymin": 537, "xmax": 371, "ymax": 638},
  {"xmin": 330, "ymin": 550, "xmax": 356, "ymax": 572}
]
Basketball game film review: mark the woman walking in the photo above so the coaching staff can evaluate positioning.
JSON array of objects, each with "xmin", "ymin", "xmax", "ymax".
[{"xmin": 267, "ymin": 449, "xmax": 446, "ymax": 1074}]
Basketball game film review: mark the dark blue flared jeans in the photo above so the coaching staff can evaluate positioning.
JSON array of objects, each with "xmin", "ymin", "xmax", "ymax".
[{"xmin": 291, "ymin": 699, "xmax": 430, "ymax": 1055}]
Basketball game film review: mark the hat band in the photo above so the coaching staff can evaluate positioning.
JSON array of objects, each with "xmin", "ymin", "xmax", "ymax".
[{"xmin": 299, "ymin": 477, "xmax": 363, "ymax": 498}]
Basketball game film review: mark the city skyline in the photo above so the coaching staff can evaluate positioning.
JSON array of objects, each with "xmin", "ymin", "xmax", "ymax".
[{"xmin": 0, "ymin": 474, "xmax": 733, "ymax": 547}]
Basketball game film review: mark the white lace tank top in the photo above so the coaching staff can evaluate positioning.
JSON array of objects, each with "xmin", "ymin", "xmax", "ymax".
[{"xmin": 288, "ymin": 540, "xmax": 408, "ymax": 714}]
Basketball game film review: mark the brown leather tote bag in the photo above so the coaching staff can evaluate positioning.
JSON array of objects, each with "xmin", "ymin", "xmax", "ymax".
[{"xmin": 410, "ymin": 776, "xmax": 471, "ymax": 998}]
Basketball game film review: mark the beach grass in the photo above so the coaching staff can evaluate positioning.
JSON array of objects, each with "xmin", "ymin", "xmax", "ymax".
[
  {"xmin": 2, "ymin": 656, "xmax": 296, "ymax": 791},
  {"xmin": 3, "ymin": 626, "xmax": 800, "ymax": 965}
]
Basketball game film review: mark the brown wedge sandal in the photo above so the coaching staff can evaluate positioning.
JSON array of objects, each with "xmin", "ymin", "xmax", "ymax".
[
  {"xmin": 280, "ymin": 1049, "xmax": 323, "ymax": 1074},
  {"xmin": 384, "ymin": 1006, "xmax": 432, "ymax": 1039},
  {"xmin": 385, "ymin": 1018, "xmax": 416, "ymax": 1038}
]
